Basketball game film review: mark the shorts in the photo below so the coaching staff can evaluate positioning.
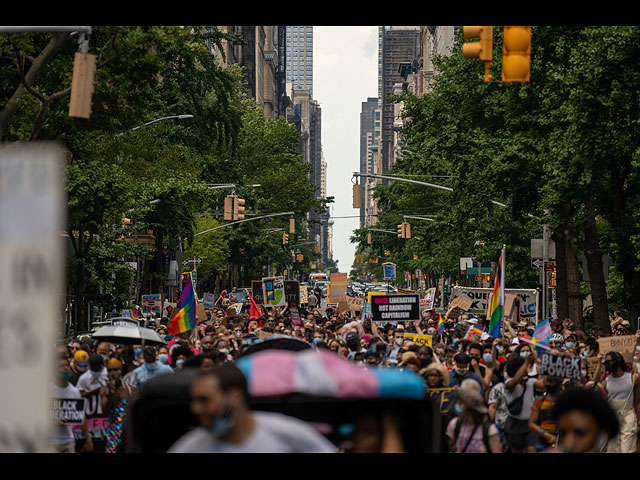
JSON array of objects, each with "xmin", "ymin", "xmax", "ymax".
[
  {"xmin": 53, "ymin": 441, "xmax": 76, "ymax": 453},
  {"xmin": 505, "ymin": 416, "xmax": 536, "ymax": 451}
]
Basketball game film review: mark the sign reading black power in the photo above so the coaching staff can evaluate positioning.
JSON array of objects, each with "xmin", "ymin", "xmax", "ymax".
[{"xmin": 370, "ymin": 294, "xmax": 420, "ymax": 322}]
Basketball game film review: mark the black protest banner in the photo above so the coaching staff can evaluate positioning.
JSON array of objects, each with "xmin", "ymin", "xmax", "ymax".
[
  {"xmin": 427, "ymin": 388, "xmax": 456, "ymax": 415},
  {"xmin": 53, "ymin": 398, "xmax": 85, "ymax": 425},
  {"xmin": 284, "ymin": 281, "xmax": 300, "ymax": 304},
  {"xmin": 251, "ymin": 281, "xmax": 265, "ymax": 305},
  {"xmin": 370, "ymin": 294, "xmax": 420, "ymax": 322},
  {"xmin": 540, "ymin": 352, "xmax": 582, "ymax": 381}
]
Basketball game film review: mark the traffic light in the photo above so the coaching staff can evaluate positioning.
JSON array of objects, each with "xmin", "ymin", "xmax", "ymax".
[
  {"xmin": 397, "ymin": 222, "xmax": 411, "ymax": 239},
  {"xmin": 296, "ymin": 254, "xmax": 304, "ymax": 262},
  {"xmin": 282, "ymin": 232, "xmax": 289, "ymax": 245},
  {"xmin": 463, "ymin": 26, "xmax": 494, "ymax": 82},
  {"xmin": 233, "ymin": 196, "xmax": 245, "ymax": 220},
  {"xmin": 353, "ymin": 183, "xmax": 361, "ymax": 209},
  {"xmin": 315, "ymin": 244, "xmax": 319, "ymax": 254},
  {"xmin": 367, "ymin": 232, "xmax": 372, "ymax": 245},
  {"xmin": 289, "ymin": 218, "xmax": 295, "ymax": 234},
  {"xmin": 502, "ymin": 26, "xmax": 532, "ymax": 83},
  {"xmin": 223, "ymin": 195, "xmax": 234, "ymax": 221},
  {"xmin": 397, "ymin": 223, "xmax": 404, "ymax": 238},
  {"xmin": 485, "ymin": 274, "xmax": 491, "ymax": 282},
  {"xmin": 69, "ymin": 52, "xmax": 96, "ymax": 118}
]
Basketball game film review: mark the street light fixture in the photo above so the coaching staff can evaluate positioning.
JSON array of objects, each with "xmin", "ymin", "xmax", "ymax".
[{"xmin": 115, "ymin": 114, "xmax": 194, "ymax": 137}]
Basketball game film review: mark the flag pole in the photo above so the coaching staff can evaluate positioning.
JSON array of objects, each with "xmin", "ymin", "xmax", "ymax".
[{"xmin": 501, "ymin": 245, "xmax": 506, "ymax": 340}]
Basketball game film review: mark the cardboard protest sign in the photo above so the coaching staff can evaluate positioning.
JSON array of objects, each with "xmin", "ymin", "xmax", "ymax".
[
  {"xmin": 585, "ymin": 357, "xmax": 602, "ymax": 381},
  {"xmin": 403, "ymin": 332, "xmax": 432, "ymax": 347},
  {"xmin": 420, "ymin": 288, "xmax": 436, "ymax": 312},
  {"xmin": 284, "ymin": 280, "xmax": 300, "ymax": 304},
  {"xmin": 598, "ymin": 335, "xmax": 637, "ymax": 362},
  {"xmin": 195, "ymin": 301, "xmax": 207, "ymax": 323},
  {"xmin": 262, "ymin": 276, "xmax": 285, "ymax": 307},
  {"xmin": 347, "ymin": 296, "xmax": 364, "ymax": 312},
  {"xmin": 337, "ymin": 301, "xmax": 351, "ymax": 314},
  {"xmin": 202, "ymin": 293, "xmax": 215, "ymax": 310},
  {"xmin": 370, "ymin": 294, "xmax": 420, "ymax": 322},
  {"xmin": 539, "ymin": 352, "xmax": 582, "ymax": 381},
  {"xmin": 53, "ymin": 398, "xmax": 85, "ymax": 425},
  {"xmin": 142, "ymin": 293, "xmax": 162, "ymax": 314},
  {"xmin": 328, "ymin": 273, "xmax": 348, "ymax": 304},
  {"xmin": 448, "ymin": 295, "xmax": 473, "ymax": 312}
]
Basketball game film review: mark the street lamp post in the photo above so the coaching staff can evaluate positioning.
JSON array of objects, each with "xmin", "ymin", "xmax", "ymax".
[{"xmin": 115, "ymin": 114, "xmax": 194, "ymax": 137}]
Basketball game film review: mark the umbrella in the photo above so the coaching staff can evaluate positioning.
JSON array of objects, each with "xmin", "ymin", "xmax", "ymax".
[{"xmin": 91, "ymin": 324, "xmax": 167, "ymax": 346}]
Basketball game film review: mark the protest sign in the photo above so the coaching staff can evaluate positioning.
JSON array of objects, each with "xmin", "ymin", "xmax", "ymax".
[
  {"xmin": 289, "ymin": 307, "xmax": 302, "ymax": 327},
  {"xmin": 585, "ymin": 357, "xmax": 602, "ymax": 381},
  {"xmin": 347, "ymin": 296, "xmax": 364, "ymax": 312},
  {"xmin": 420, "ymin": 288, "xmax": 436, "ymax": 312},
  {"xmin": 0, "ymin": 145, "xmax": 64, "ymax": 452},
  {"xmin": 403, "ymin": 332, "xmax": 432, "ymax": 347},
  {"xmin": 53, "ymin": 399, "xmax": 85, "ymax": 425},
  {"xmin": 598, "ymin": 335, "xmax": 637, "ymax": 362},
  {"xmin": 337, "ymin": 301, "xmax": 351, "ymax": 314},
  {"xmin": 262, "ymin": 276, "xmax": 286, "ymax": 307},
  {"xmin": 73, "ymin": 389, "xmax": 108, "ymax": 452},
  {"xmin": 111, "ymin": 317, "xmax": 139, "ymax": 327},
  {"xmin": 328, "ymin": 273, "xmax": 348, "ymax": 304},
  {"xmin": 299, "ymin": 285, "xmax": 309, "ymax": 304},
  {"xmin": 427, "ymin": 388, "xmax": 456, "ymax": 415},
  {"xmin": 202, "ymin": 293, "xmax": 215, "ymax": 310},
  {"xmin": 196, "ymin": 301, "xmax": 207, "ymax": 322},
  {"xmin": 142, "ymin": 293, "xmax": 162, "ymax": 314},
  {"xmin": 450, "ymin": 286, "xmax": 538, "ymax": 319},
  {"xmin": 284, "ymin": 280, "xmax": 300, "ymax": 304},
  {"xmin": 448, "ymin": 295, "xmax": 473, "ymax": 312},
  {"xmin": 539, "ymin": 352, "xmax": 582, "ymax": 381},
  {"xmin": 370, "ymin": 294, "xmax": 420, "ymax": 322},
  {"xmin": 251, "ymin": 281, "xmax": 265, "ymax": 305}
]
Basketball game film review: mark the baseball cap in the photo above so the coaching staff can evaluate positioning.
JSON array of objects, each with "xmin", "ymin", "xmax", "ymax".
[{"xmin": 73, "ymin": 350, "xmax": 89, "ymax": 367}]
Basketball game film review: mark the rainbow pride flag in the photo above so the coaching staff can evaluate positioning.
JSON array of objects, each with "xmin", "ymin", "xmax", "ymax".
[
  {"xmin": 464, "ymin": 324, "xmax": 484, "ymax": 342},
  {"xmin": 488, "ymin": 248, "xmax": 505, "ymax": 338},
  {"xmin": 435, "ymin": 314, "xmax": 446, "ymax": 339},
  {"xmin": 168, "ymin": 273, "xmax": 196, "ymax": 336}
]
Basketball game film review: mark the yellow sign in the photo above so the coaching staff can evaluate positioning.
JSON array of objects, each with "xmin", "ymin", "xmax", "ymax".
[{"xmin": 403, "ymin": 333, "xmax": 432, "ymax": 347}]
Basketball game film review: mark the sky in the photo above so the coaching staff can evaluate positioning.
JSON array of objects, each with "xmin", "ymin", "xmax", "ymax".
[{"xmin": 313, "ymin": 26, "xmax": 379, "ymax": 273}]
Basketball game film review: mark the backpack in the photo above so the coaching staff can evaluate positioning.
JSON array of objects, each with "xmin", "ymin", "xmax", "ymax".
[
  {"xmin": 454, "ymin": 418, "xmax": 493, "ymax": 453},
  {"xmin": 507, "ymin": 380, "xmax": 527, "ymax": 415}
]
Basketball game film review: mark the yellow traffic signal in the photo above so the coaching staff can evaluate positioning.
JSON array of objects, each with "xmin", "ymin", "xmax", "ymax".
[
  {"xmin": 502, "ymin": 26, "xmax": 531, "ymax": 83},
  {"xmin": 296, "ymin": 254, "xmax": 304, "ymax": 262},
  {"xmin": 289, "ymin": 218, "xmax": 295, "ymax": 233},
  {"xmin": 223, "ymin": 195, "xmax": 234, "ymax": 221},
  {"xmin": 397, "ymin": 223, "xmax": 404, "ymax": 238},
  {"xmin": 397, "ymin": 222, "xmax": 411, "ymax": 239},
  {"xmin": 367, "ymin": 232, "xmax": 372, "ymax": 245},
  {"xmin": 69, "ymin": 52, "xmax": 96, "ymax": 118},
  {"xmin": 353, "ymin": 184, "xmax": 361, "ymax": 209},
  {"xmin": 463, "ymin": 26, "xmax": 494, "ymax": 82},
  {"xmin": 282, "ymin": 232, "xmax": 289, "ymax": 245},
  {"xmin": 233, "ymin": 197, "xmax": 246, "ymax": 220}
]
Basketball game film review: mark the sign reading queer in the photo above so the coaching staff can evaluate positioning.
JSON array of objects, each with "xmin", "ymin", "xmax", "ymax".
[{"xmin": 370, "ymin": 294, "xmax": 420, "ymax": 322}]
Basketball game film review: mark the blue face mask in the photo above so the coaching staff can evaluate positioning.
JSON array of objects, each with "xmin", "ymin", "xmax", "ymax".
[
  {"xmin": 483, "ymin": 353, "xmax": 492, "ymax": 364},
  {"xmin": 158, "ymin": 353, "xmax": 169, "ymax": 364},
  {"xmin": 134, "ymin": 348, "xmax": 142, "ymax": 357},
  {"xmin": 520, "ymin": 351, "xmax": 530, "ymax": 358},
  {"xmin": 313, "ymin": 338, "xmax": 323, "ymax": 346},
  {"xmin": 211, "ymin": 397, "xmax": 235, "ymax": 438},
  {"xmin": 454, "ymin": 403, "xmax": 463, "ymax": 415},
  {"xmin": 565, "ymin": 342, "xmax": 575, "ymax": 349}
]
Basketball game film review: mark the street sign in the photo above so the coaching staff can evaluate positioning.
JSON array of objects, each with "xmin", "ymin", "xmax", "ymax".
[
  {"xmin": 182, "ymin": 258, "xmax": 202, "ymax": 265},
  {"xmin": 545, "ymin": 261, "xmax": 556, "ymax": 272},
  {"xmin": 382, "ymin": 262, "xmax": 396, "ymax": 281},
  {"xmin": 531, "ymin": 258, "xmax": 544, "ymax": 268}
]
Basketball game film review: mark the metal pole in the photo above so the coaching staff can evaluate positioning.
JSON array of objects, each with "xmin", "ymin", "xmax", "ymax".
[
  {"xmin": 542, "ymin": 220, "xmax": 549, "ymax": 321},
  {"xmin": 194, "ymin": 211, "xmax": 295, "ymax": 237}
]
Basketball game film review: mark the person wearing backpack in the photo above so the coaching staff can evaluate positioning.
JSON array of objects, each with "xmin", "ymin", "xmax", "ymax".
[
  {"xmin": 446, "ymin": 379, "xmax": 502, "ymax": 453},
  {"xmin": 504, "ymin": 350, "xmax": 545, "ymax": 453}
]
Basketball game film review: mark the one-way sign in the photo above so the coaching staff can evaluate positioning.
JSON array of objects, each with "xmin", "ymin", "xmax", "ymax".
[
  {"xmin": 531, "ymin": 258, "xmax": 544, "ymax": 268},
  {"xmin": 183, "ymin": 258, "xmax": 202, "ymax": 265}
]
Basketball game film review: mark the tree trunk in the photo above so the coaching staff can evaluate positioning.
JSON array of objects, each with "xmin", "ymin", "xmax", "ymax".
[
  {"xmin": 583, "ymin": 217, "xmax": 610, "ymax": 333},
  {"xmin": 564, "ymin": 228, "xmax": 583, "ymax": 327}
]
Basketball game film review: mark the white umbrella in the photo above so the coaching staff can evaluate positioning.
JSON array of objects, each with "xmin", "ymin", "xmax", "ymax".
[{"xmin": 92, "ymin": 325, "xmax": 167, "ymax": 346}]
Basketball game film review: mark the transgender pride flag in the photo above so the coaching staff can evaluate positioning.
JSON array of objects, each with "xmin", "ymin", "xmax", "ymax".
[{"xmin": 236, "ymin": 349, "xmax": 426, "ymax": 400}]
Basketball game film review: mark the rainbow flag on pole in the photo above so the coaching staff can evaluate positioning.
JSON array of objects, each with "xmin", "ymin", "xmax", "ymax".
[
  {"xmin": 463, "ymin": 324, "xmax": 484, "ymax": 342},
  {"xmin": 435, "ymin": 314, "xmax": 446, "ymax": 339},
  {"xmin": 488, "ymin": 247, "xmax": 505, "ymax": 338},
  {"xmin": 168, "ymin": 273, "xmax": 196, "ymax": 336}
]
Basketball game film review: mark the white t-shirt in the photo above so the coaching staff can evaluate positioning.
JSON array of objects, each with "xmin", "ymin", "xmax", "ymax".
[
  {"xmin": 76, "ymin": 368, "xmax": 108, "ymax": 393},
  {"xmin": 168, "ymin": 411, "xmax": 336, "ymax": 453},
  {"xmin": 51, "ymin": 382, "xmax": 84, "ymax": 445}
]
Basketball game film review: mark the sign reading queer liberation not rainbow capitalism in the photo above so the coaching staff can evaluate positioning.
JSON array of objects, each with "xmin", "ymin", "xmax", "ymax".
[{"xmin": 370, "ymin": 294, "xmax": 420, "ymax": 322}]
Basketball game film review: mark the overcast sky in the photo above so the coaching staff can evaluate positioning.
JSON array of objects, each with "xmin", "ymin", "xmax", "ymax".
[{"xmin": 313, "ymin": 26, "xmax": 378, "ymax": 273}]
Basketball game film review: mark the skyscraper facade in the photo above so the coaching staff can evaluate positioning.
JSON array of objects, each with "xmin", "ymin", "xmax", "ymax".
[{"xmin": 285, "ymin": 26, "xmax": 314, "ymax": 97}]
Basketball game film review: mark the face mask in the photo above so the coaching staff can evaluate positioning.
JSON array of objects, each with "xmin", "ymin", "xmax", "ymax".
[
  {"xmin": 313, "ymin": 338, "xmax": 323, "ymax": 346},
  {"xmin": 134, "ymin": 348, "xmax": 142, "ymax": 357},
  {"xmin": 211, "ymin": 397, "xmax": 235, "ymax": 437},
  {"xmin": 76, "ymin": 365, "xmax": 87, "ymax": 372},
  {"xmin": 395, "ymin": 338, "xmax": 403, "ymax": 346},
  {"xmin": 175, "ymin": 359, "xmax": 185, "ymax": 368},
  {"xmin": 565, "ymin": 342, "xmax": 575, "ymax": 349},
  {"xmin": 455, "ymin": 368, "xmax": 468, "ymax": 376},
  {"xmin": 219, "ymin": 349, "xmax": 229, "ymax": 355},
  {"xmin": 454, "ymin": 403, "xmax": 463, "ymax": 415},
  {"xmin": 604, "ymin": 362, "xmax": 615, "ymax": 373},
  {"xmin": 483, "ymin": 353, "xmax": 493, "ymax": 364},
  {"xmin": 90, "ymin": 370, "xmax": 103, "ymax": 378},
  {"xmin": 60, "ymin": 372, "xmax": 73, "ymax": 382},
  {"xmin": 581, "ymin": 351, "xmax": 589, "ymax": 359},
  {"xmin": 158, "ymin": 353, "xmax": 169, "ymax": 364},
  {"xmin": 452, "ymin": 339, "xmax": 460, "ymax": 346},
  {"xmin": 520, "ymin": 351, "xmax": 530, "ymax": 358}
]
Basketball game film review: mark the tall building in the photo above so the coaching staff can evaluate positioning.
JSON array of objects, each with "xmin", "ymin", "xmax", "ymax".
[
  {"xmin": 359, "ymin": 97, "xmax": 379, "ymax": 228},
  {"xmin": 378, "ymin": 26, "xmax": 420, "ymax": 172},
  {"xmin": 418, "ymin": 26, "xmax": 456, "ymax": 96},
  {"xmin": 285, "ymin": 26, "xmax": 314, "ymax": 97},
  {"xmin": 212, "ymin": 26, "xmax": 288, "ymax": 119}
]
